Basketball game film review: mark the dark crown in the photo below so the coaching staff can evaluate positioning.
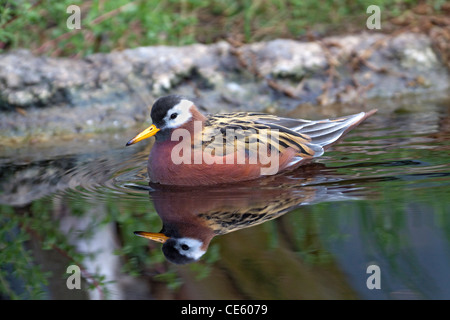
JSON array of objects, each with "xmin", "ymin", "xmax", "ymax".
[{"xmin": 150, "ymin": 95, "xmax": 186, "ymax": 126}]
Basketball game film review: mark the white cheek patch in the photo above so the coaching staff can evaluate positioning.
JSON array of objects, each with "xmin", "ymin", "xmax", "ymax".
[
  {"xmin": 164, "ymin": 99, "xmax": 193, "ymax": 128},
  {"xmin": 175, "ymin": 238, "xmax": 206, "ymax": 260}
]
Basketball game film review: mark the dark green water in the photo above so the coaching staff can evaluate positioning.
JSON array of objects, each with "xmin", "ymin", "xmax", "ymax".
[{"xmin": 1, "ymin": 97, "xmax": 449, "ymax": 299}]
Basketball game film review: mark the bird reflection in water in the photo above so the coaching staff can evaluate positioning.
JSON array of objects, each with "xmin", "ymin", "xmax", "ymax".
[{"xmin": 134, "ymin": 164, "xmax": 363, "ymax": 264}]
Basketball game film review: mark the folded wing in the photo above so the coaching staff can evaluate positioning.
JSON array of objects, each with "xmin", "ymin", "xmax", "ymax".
[{"xmin": 202, "ymin": 109, "xmax": 376, "ymax": 168}]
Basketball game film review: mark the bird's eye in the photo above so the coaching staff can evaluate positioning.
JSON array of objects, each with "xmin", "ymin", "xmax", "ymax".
[
  {"xmin": 170, "ymin": 113, "xmax": 178, "ymax": 120},
  {"xmin": 181, "ymin": 244, "xmax": 189, "ymax": 251}
]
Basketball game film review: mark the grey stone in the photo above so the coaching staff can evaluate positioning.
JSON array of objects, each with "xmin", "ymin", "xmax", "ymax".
[{"xmin": 0, "ymin": 32, "xmax": 448, "ymax": 141}]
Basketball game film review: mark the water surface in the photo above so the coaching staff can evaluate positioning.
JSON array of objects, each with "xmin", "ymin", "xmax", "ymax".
[{"xmin": 1, "ymin": 97, "xmax": 449, "ymax": 299}]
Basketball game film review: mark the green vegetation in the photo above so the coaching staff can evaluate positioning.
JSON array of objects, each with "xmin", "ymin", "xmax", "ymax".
[
  {"xmin": 0, "ymin": 192, "xmax": 160, "ymax": 299},
  {"xmin": 0, "ymin": 0, "xmax": 446, "ymax": 57},
  {"xmin": 0, "ymin": 213, "xmax": 50, "ymax": 299}
]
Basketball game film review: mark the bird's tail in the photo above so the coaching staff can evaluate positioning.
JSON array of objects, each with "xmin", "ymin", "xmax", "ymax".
[{"xmin": 293, "ymin": 109, "xmax": 377, "ymax": 154}]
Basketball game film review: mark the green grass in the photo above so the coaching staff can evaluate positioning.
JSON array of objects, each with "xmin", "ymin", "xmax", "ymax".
[{"xmin": 0, "ymin": 0, "xmax": 445, "ymax": 57}]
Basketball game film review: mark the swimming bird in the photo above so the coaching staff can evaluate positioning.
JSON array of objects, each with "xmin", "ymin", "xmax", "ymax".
[{"xmin": 126, "ymin": 95, "xmax": 376, "ymax": 186}]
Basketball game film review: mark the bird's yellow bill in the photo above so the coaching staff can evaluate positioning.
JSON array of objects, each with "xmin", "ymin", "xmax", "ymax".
[
  {"xmin": 134, "ymin": 231, "xmax": 169, "ymax": 243},
  {"xmin": 126, "ymin": 124, "xmax": 160, "ymax": 146}
]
